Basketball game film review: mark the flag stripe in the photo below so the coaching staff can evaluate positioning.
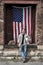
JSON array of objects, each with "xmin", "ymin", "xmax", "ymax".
[
  {"xmin": 26, "ymin": 7, "xmax": 28, "ymax": 35},
  {"xmin": 19, "ymin": 22, "xmax": 22, "ymax": 33},
  {"xmin": 29, "ymin": 6, "xmax": 31, "ymax": 36},
  {"xmin": 23, "ymin": 8, "xmax": 25, "ymax": 29},
  {"xmin": 16, "ymin": 22, "xmax": 18, "ymax": 41},
  {"xmin": 23, "ymin": 8, "xmax": 26, "ymax": 33},
  {"xmin": 25, "ymin": 8, "xmax": 26, "ymax": 33},
  {"xmin": 28, "ymin": 8, "xmax": 29, "ymax": 35},
  {"xmin": 15, "ymin": 22, "xmax": 17, "ymax": 43},
  {"xmin": 18, "ymin": 22, "xmax": 20, "ymax": 34},
  {"xmin": 13, "ymin": 22, "xmax": 16, "ymax": 42}
]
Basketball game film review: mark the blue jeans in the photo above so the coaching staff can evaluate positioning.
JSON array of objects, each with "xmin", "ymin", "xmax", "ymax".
[{"xmin": 19, "ymin": 44, "xmax": 27, "ymax": 59}]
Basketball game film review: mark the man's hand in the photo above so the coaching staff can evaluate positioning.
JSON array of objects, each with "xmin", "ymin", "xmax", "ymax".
[{"xmin": 18, "ymin": 43, "xmax": 22, "ymax": 48}]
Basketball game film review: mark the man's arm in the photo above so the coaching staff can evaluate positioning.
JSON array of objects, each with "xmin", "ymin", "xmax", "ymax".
[
  {"xmin": 17, "ymin": 34, "xmax": 22, "ymax": 47},
  {"xmin": 28, "ymin": 35, "xmax": 31, "ymax": 42},
  {"xmin": 25, "ymin": 34, "xmax": 31, "ymax": 44}
]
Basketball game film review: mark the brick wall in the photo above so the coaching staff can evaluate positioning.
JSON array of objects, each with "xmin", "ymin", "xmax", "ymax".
[{"xmin": 0, "ymin": 0, "xmax": 43, "ymax": 45}]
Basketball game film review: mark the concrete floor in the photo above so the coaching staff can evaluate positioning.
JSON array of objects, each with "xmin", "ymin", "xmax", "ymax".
[{"xmin": 0, "ymin": 61, "xmax": 43, "ymax": 65}]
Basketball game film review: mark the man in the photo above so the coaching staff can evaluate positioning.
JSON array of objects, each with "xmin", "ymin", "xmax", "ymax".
[{"xmin": 17, "ymin": 28, "xmax": 31, "ymax": 62}]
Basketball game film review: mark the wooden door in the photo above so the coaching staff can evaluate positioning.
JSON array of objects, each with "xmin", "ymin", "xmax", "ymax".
[
  {"xmin": 4, "ymin": 5, "xmax": 13, "ymax": 45},
  {"xmin": 31, "ymin": 5, "xmax": 36, "ymax": 43}
]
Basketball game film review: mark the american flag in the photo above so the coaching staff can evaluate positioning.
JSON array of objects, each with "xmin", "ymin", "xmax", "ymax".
[{"xmin": 12, "ymin": 6, "xmax": 31, "ymax": 43}]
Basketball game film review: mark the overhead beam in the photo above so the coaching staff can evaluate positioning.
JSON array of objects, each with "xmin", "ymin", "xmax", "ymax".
[{"xmin": 2, "ymin": 1, "xmax": 40, "ymax": 4}]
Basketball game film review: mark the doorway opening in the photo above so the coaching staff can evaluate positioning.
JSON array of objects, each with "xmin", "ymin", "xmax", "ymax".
[{"xmin": 4, "ymin": 4, "xmax": 36, "ymax": 46}]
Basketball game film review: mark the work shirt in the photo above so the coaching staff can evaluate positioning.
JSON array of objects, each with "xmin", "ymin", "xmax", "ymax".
[{"xmin": 17, "ymin": 33, "xmax": 31, "ymax": 46}]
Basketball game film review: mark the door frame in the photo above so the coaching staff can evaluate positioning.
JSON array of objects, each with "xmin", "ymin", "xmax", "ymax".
[
  {"xmin": 3, "ymin": 0, "xmax": 40, "ymax": 47},
  {"xmin": 2, "ymin": 0, "xmax": 40, "ymax": 4}
]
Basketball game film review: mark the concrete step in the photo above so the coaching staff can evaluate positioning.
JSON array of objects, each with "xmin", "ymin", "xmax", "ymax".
[
  {"xmin": 0, "ymin": 45, "xmax": 43, "ymax": 57},
  {"xmin": 0, "ymin": 49, "xmax": 43, "ymax": 61},
  {"xmin": 37, "ymin": 45, "xmax": 43, "ymax": 50},
  {"xmin": 0, "ymin": 45, "xmax": 3, "ymax": 50},
  {"xmin": 31, "ymin": 56, "xmax": 43, "ymax": 61},
  {"xmin": 0, "ymin": 49, "xmax": 43, "ymax": 57},
  {"xmin": 3, "ymin": 48, "xmax": 19, "ymax": 56},
  {"xmin": 0, "ymin": 56, "xmax": 43, "ymax": 62},
  {"xmin": 0, "ymin": 44, "xmax": 43, "ymax": 50},
  {"xmin": 0, "ymin": 50, "xmax": 3, "ymax": 56}
]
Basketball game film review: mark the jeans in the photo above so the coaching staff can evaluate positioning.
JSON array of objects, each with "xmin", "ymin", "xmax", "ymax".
[{"xmin": 19, "ymin": 44, "xmax": 27, "ymax": 59}]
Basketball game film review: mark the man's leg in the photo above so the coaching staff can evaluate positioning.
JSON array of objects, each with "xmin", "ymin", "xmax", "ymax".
[
  {"xmin": 22, "ymin": 45, "xmax": 27, "ymax": 62},
  {"xmin": 19, "ymin": 46, "xmax": 25, "ymax": 59},
  {"xmin": 23, "ymin": 45, "xmax": 27, "ymax": 58}
]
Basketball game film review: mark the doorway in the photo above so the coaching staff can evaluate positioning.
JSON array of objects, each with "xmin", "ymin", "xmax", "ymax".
[{"xmin": 4, "ymin": 4, "xmax": 36, "ymax": 46}]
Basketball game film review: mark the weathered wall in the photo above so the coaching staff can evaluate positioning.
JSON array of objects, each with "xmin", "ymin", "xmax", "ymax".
[
  {"xmin": 0, "ymin": 3, "xmax": 4, "ymax": 44},
  {"xmin": 35, "ymin": 0, "xmax": 43, "ymax": 44}
]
